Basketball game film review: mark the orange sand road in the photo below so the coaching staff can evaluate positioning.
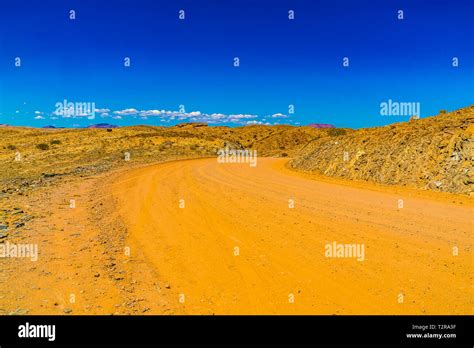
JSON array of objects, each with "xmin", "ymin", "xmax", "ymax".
[{"xmin": 109, "ymin": 158, "xmax": 473, "ymax": 314}]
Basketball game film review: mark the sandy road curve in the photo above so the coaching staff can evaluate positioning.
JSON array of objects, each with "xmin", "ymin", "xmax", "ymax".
[{"xmin": 109, "ymin": 158, "xmax": 472, "ymax": 314}]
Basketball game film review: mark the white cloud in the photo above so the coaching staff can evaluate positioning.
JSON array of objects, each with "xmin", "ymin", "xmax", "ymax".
[
  {"xmin": 246, "ymin": 120, "xmax": 263, "ymax": 125},
  {"xmin": 229, "ymin": 114, "xmax": 257, "ymax": 119},
  {"xmin": 95, "ymin": 108, "xmax": 110, "ymax": 113},
  {"xmin": 34, "ymin": 115, "xmax": 45, "ymax": 120},
  {"xmin": 271, "ymin": 113, "xmax": 288, "ymax": 118},
  {"xmin": 108, "ymin": 108, "xmax": 260, "ymax": 124},
  {"xmin": 114, "ymin": 108, "xmax": 139, "ymax": 115},
  {"xmin": 209, "ymin": 113, "xmax": 226, "ymax": 119},
  {"xmin": 139, "ymin": 110, "xmax": 162, "ymax": 116},
  {"xmin": 92, "ymin": 106, "xmax": 295, "ymax": 126}
]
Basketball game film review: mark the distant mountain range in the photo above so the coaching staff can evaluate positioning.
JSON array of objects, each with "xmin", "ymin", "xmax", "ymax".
[
  {"xmin": 11, "ymin": 122, "xmax": 335, "ymax": 129},
  {"xmin": 42, "ymin": 123, "xmax": 118, "ymax": 129},
  {"xmin": 307, "ymin": 123, "xmax": 335, "ymax": 128},
  {"xmin": 87, "ymin": 123, "xmax": 118, "ymax": 129}
]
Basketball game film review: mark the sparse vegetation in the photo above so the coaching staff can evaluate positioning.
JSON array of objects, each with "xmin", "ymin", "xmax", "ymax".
[
  {"xmin": 327, "ymin": 128, "xmax": 347, "ymax": 137},
  {"xmin": 36, "ymin": 143, "xmax": 50, "ymax": 150},
  {"xmin": 5, "ymin": 106, "xmax": 470, "ymax": 197},
  {"xmin": 0, "ymin": 124, "xmax": 325, "ymax": 196}
]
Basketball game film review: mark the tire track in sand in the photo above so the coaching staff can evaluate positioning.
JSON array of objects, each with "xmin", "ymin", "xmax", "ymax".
[{"xmin": 109, "ymin": 158, "xmax": 473, "ymax": 314}]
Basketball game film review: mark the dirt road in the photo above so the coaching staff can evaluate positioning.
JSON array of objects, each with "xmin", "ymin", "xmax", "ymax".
[
  {"xmin": 1, "ymin": 157, "xmax": 472, "ymax": 315},
  {"xmin": 108, "ymin": 158, "xmax": 473, "ymax": 314}
]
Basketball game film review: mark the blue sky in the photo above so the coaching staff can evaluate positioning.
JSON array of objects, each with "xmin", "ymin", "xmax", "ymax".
[{"xmin": 0, "ymin": 0, "xmax": 472, "ymax": 128}]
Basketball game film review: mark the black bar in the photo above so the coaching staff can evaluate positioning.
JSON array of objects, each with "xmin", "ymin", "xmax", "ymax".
[{"xmin": 0, "ymin": 315, "xmax": 472, "ymax": 346}]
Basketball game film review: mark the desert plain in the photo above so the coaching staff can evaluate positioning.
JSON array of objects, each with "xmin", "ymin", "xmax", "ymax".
[{"xmin": 0, "ymin": 107, "xmax": 472, "ymax": 315}]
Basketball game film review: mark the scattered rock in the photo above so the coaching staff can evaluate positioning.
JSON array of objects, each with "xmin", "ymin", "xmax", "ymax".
[
  {"xmin": 292, "ymin": 106, "xmax": 474, "ymax": 195},
  {"xmin": 8, "ymin": 308, "xmax": 29, "ymax": 315}
]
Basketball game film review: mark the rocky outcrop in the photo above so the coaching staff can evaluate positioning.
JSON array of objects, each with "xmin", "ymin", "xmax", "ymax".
[{"xmin": 291, "ymin": 106, "xmax": 474, "ymax": 195}]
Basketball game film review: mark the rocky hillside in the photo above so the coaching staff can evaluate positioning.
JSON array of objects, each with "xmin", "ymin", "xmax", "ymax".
[{"xmin": 291, "ymin": 106, "xmax": 474, "ymax": 195}]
